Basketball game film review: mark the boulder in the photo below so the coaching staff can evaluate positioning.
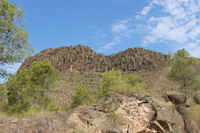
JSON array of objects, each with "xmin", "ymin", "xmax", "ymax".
[
  {"xmin": 163, "ymin": 91, "xmax": 187, "ymax": 105},
  {"xmin": 194, "ymin": 91, "xmax": 200, "ymax": 105}
]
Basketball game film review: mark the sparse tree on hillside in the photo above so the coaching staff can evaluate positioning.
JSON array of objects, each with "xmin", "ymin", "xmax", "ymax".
[
  {"xmin": 30, "ymin": 59, "xmax": 59, "ymax": 111},
  {"xmin": 0, "ymin": 0, "xmax": 33, "ymax": 78},
  {"xmin": 169, "ymin": 49, "xmax": 199, "ymax": 96},
  {"xmin": 6, "ymin": 60, "xmax": 59, "ymax": 114}
]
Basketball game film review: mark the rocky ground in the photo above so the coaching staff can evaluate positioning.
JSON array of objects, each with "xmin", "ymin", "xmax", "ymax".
[{"xmin": 1, "ymin": 92, "xmax": 199, "ymax": 133}]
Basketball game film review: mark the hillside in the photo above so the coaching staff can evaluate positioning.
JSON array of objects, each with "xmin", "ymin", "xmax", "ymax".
[
  {"xmin": 20, "ymin": 44, "xmax": 170, "ymax": 72},
  {"xmin": 18, "ymin": 45, "xmax": 173, "ymax": 107},
  {"xmin": 17, "ymin": 45, "xmax": 178, "ymax": 108},
  {"xmin": 1, "ymin": 45, "xmax": 200, "ymax": 133}
]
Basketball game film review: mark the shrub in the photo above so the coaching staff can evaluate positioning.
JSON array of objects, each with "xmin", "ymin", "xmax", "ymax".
[
  {"xmin": 0, "ymin": 84, "xmax": 6, "ymax": 102},
  {"xmin": 125, "ymin": 75, "xmax": 141, "ymax": 86},
  {"xmin": 0, "ymin": 102, "xmax": 8, "ymax": 113},
  {"xmin": 71, "ymin": 85, "xmax": 94, "ymax": 108},
  {"xmin": 46, "ymin": 101, "xmax": 59, "ymax": 112},
  {"xmin": 98, "ymin": 69, "xmax": 146, "ymax": 98},
  {"xmin": 98, "ymin": 69, "xmax": 125, "ymax": 98}
]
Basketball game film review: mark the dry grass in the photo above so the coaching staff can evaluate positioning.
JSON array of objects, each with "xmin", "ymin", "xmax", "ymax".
[{"xmin": 188, "ymin": 102, "xmax": 200, "ymax": 128}]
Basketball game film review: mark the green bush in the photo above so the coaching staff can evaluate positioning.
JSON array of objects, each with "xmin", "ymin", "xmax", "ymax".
[
  {"xmin": 0, "ymin": 84, "xmax": 6, "ymax": 102},
  {"xmin": 46, "ymin": 101, "xmax": 59, "ymax": 112},
  {"xmin": 30, "ymin": 105, "xmax": 40, "ymax": 112},
  {"xmin": 98, "ymin": 69, "xmax": 146, "ymax": 98},
  {"xmin": 71, "ymin": 85, "xmax": 94, "ymax": 108},
  {"xmin": 0, "ymin": 102, "xmax": 8, "ymax": 113},
  {"xmin": 125, "ymin": 75, "xmax": 141, "ymax": 86},
  {"xmin": 98, "ymin": 69, "xmax": 125, "ymax": 98}
]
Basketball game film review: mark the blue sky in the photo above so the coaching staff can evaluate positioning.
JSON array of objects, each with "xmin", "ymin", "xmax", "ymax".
[{"xmin": 1, "ymin": 0, "xmax": 200, "ymax": 83}]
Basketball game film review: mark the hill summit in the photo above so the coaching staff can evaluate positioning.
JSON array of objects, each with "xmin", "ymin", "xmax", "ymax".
[{"xmin": 20, "ymin": 44, "xmax": 170, "ymax": 72}]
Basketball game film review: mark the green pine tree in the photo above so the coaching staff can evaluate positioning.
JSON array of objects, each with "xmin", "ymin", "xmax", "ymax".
[{"xmin": 169, "ymin": 49, "xmax": 199, "ymax": 96}]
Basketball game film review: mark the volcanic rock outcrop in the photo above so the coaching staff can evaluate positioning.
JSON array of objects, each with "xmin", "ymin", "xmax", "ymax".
[{"xmin": 20, "ymin": 44, "xmax": 170, "ymax": 72}]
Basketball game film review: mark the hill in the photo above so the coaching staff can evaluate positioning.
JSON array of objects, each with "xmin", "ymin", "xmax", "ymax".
[
  {"xmin": 20, "ymin": 44, "xmax": 170, "ymax": 72},
  {"xmin": 18, "ymin": 45, "xmax": 174, "ymax": 107},
  {"xmin": 17, "ymin": 45, "xmax": 177, "ymax": 108}
]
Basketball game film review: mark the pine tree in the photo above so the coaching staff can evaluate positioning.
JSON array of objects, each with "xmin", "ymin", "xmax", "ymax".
[
  {"xmin": 30, "ymin": 59, "xmax": 59, "ymax": 111},
  {"xmin": 169, "ymin": 49, "xmax": 199, "ymax": 96}
]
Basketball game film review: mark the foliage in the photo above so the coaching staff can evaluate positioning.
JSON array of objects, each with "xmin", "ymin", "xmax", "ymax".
[
  {"xmin": 169, "ymin": 49, "xmax": 199, "ymax": 96},
  {"xmin": 71, "ymin": 85, "xmax": 94, "ymax": 108},
  {"xmin": 7, "ymin": 68, "xmax": 32, "ymax": 114},
  {"xmin": 0, "ymin": 84, "xmax": 6, "ymax": 102},
  {"xmin": 6, "ymin": 60, "xmax": 59, "ymax": 114},
  {"xmin": 30, "ymin": 59, "xmax": 59, "ymax": 111},
  {"xmin": 46, "ymin": 101, "xmax": 59, "ymax": 112},
  {"xmin": 0, "ymin": 0, "xmax": 33, "ymax": 78},
  {"xmin": 0, "ymin": 102, "xmax": 8, "ymax": 112},
  {"xmin": 192, "ymin": 75, "xmax": 200, "ymax": 91},
  {"xmin": 98, "ymin": 69, "xmax": 146, "ymax": 98},
  {"xmin": 125, "ymin": 75, "xmax": 141, "ymax": 86},
  {"xmin": 98, "ymin": 69, "xmax": 125, "ymax": 98}
]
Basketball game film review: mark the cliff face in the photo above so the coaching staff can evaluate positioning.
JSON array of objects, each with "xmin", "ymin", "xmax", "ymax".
[{"xmin": 20, "ymin": 45, "xmax": 170, "ymax": 72}]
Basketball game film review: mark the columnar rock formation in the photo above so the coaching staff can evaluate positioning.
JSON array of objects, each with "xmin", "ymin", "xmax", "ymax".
[{"xmin": 20, "ymin": 44, "xmax": 170, "ymax": 72}]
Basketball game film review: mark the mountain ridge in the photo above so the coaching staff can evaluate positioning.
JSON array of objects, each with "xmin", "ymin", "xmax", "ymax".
[{"xmin": 20, "ymin": 44, "xmax": 170, "ymax": 72}]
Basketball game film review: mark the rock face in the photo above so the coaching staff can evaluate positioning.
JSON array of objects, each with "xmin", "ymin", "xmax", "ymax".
[
  {"xmin": 20, "ymin": 44, "xmax": 170, "ymax": 72},
  {"xmin": 0, "ymin": 92, "xmax": 185, "ymax": 133}
]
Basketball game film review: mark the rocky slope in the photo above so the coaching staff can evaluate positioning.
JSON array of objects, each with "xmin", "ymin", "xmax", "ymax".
[
  {"xmin": 0, "ymin": 92, "xmax": 193, "ymax": 133},
  {"xmin": 1, "ymin": 92, "xmax": 199, "ymax": 133},
  {"xmin": 20, "ymin": 45, "xmax": 170, "ymax": 72}
]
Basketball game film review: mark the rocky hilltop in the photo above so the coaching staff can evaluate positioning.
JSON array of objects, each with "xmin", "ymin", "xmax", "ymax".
[{"xmin": 20, "ymin": 44, "xmax": 170, "ymax": 72}]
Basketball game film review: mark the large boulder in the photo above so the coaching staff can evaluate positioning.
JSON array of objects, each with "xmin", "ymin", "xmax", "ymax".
[
  {"xmin": 194, "ymin": 91, "xmax": 200, "ymax": 105},
  {"xmin": 163, "ymin": 91, "xmax": 187, "ymax": 105}
]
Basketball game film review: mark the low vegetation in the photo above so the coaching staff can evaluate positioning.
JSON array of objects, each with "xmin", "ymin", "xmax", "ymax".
[
  {"xmin": 71, "ymin": 85, "xmax": 94, "ymax": 108},
  {"xmin": 0, "ymin": 59, "xmax": 59, "ymax": 116},
  {"xmin": 98, "ymin": 69, "xmax": 146, "ymax": 98}
]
